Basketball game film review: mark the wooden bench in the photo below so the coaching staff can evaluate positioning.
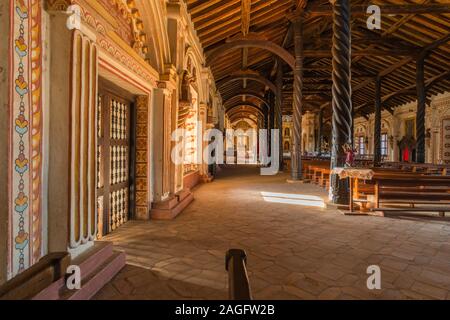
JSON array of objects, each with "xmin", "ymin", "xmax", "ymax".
[{"xmin": 349, "ymin": 172, "xmax": 450, "ymax": 216}]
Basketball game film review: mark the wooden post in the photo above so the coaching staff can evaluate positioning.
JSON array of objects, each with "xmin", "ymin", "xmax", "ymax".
[
  {"xmin": 291, "ymin": 16, "xmax": 304, "ymax": 180},
  {"xmin": 329, "ymin": 0, "xmax": 352, "ymax": 205},
  {"xmin": 374, "ymin": 76, "xmax": 382, "ymax": 166},
  {"xmin": 276, "ymin": 61, "xmax": 284, "ymax": 170},
  {"xmin": 416, "ymin": 57, "xmax": 426, "ymax": 163}
]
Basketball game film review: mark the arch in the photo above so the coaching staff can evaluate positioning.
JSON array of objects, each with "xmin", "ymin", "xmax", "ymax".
[
  {"xmin": 184, "ymin": 47, "xmax": 204, "ymax": 100},
  {"xmin": 230, "ymin": 117, "xmax": 258, "ymax": 128},
  {"xmin": 206, "ymin": 39, "xmax": 295, "ymax": 69},
  {"xmin": 136, "ymin": 0, "xmax": 171, "ymax": 73},
  {"xmin": 218, "ymin": 73, "xmax": 277, "ymax": 94},
  {"xmin": 225, "ymin": 101, "xmax": 265, "ymax": 113},
  {"xmin": 223, "ymin": 92, "xmax": 271, "ymax": 110},
  {"xmin": 229, "ymin": 113, "xmax": 259, "ymax": 126},
  {"xmin": 226, "ymin": 104, "xmax": 264, "ymax": 118}
]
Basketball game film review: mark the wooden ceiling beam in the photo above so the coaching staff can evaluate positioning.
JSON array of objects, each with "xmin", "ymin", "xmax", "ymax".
[
  {"xmin": 354, "ymin": 33, "xmax": 450, "ymax": 92},
  {"xmin": 301, "ymin": 49, "xmax": 418, "ymax": 57},
  {"xmin": 207, "ymin": 38, "xmax": 296, "ymax": 69},
  {"xmin": 355, "ymin": 70, "xmax": 450, "ymax": 111},
  {"xmin": 306, "ymin": 3, "xmax": 450, "ymax": 17},
  {"xmin": 219, "ymin": 72, "xmax": 277, "ymax": 94}
]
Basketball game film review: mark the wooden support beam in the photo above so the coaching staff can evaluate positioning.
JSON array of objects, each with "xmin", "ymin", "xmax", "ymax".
[
  {"xmin": 354, "ymin": 70, "xmax": 450, "ymax": 114},
  {"xmin": 306, "ymin": 4, "xmax": 450, "ymax": 17},
  {"xmin": 330, "ymin": 0, "xmax": 352, "ymax": 205},
  {"xmin": 218, "ymin": 72, "xmax": 277, "ymax": 95},
  {"xmin": 353, "ymin": 34, "xmax": 450, "ymax": 93},
  {"xmin": 241, "ymin": 0, "xmax": 251, "ymax": 36},
  {"xmin": 302, "ymin": 49, "xmax": 418, "ymax": 57},
  {"xmin": 241, "ymin": 0, "xmax": 251, "ymax": 91},
  {"xmin": 416, "ymin": 58, "xmax": 426, "ymax": 163},
  {"xmin": 373, "ymin": 77, "xmax": 382, "ymax": 166},
  {"xmin": 223, "ymin": 91, "xmax": 271, "ymax": 109},
  {"xmin": 276, "ymin": 60, "xmax": 284, "ymax": 170},
  {"xmin": 291, "ymin": 16, "xmax": 304, "ymax": 181},
  {"xmin": 206, "ymin": 38, "xmax": 296, "ymax": 69}
]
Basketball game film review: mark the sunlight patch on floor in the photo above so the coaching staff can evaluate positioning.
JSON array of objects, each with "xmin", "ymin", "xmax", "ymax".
[{"xmin": 261, "ymin": 192, "xmax": 325, "ymax": 208}]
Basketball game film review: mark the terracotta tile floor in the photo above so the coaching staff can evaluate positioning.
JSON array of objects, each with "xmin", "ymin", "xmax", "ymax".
[{"xmin": 94, "ymin": 165, "xmax": 450, "ymax": 300}]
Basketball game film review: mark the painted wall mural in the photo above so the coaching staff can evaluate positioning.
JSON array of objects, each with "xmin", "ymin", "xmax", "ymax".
[{"xmin": 9, "ymin": 0, "xmax": 43, "ymax": 278}]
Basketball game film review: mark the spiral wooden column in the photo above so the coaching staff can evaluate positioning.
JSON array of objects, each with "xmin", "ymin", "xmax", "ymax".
[
  {"xmin": 416, "ymin": 58, "xmax": 426, "ymax": 163},
  {"xmin": 329, "ymin": 0, "xmax": 352, "ymax": 204},
  {"xmin": 291, "ymin": 17, "xmax": 304, "ymax": 180},
  {"xmin": 276, "ymin": 62, "xmax": 284, "ymax": 170},
  {"xmin": 373, "ymin": 77, "xmax": 382, "ymax": 166}
]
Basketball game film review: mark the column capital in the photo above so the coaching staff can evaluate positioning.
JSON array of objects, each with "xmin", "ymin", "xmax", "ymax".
[
  {"xmin": 45, "ymin": 0, "xmax": 72, "ymax": 11},
  {"xmin": 159, "ymin": 64, "xmax": 178, "ymax": 87},
  {"xmin": 157, "ymin": 82, "xmax": 174, "ymax": 95}
]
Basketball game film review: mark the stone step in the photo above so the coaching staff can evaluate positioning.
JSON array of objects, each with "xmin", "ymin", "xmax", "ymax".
[
  {"xmin": 63, "ymin": 251, "xmax": 125, "ymax": 300},
  {"xmin": 73, "ymin": 242, "xmax": 114, "ymax": 280}
]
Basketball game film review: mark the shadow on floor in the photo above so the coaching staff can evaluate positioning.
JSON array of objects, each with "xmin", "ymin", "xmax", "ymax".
[{"xmin": 94, "ymin": 264, "xmax": 227, "ymax": 300}]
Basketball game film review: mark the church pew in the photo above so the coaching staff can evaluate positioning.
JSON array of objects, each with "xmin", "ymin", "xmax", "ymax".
[{"xmin": 350, "ymin": 173, "xmax": 450, "ymax": 216}]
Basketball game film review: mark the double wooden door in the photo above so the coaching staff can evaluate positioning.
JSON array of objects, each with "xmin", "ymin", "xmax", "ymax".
[{"xmin": 97, "ymin": 90, "xmax": 131, "ymax": 237}]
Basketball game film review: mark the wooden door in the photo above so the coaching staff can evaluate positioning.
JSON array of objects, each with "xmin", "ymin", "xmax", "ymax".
[{"xmin": 97, "ymin": 91, "xmax": 131, "ymax": 237}]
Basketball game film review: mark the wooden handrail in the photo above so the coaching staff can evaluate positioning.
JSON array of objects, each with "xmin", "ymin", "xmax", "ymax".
[
  {"xmin": 225, "ymin": 249, "xmax": 252, "ymax": 300},
  {"xmin": 0, "ymin": 252, "xmax": 70, "ymax": 300}
]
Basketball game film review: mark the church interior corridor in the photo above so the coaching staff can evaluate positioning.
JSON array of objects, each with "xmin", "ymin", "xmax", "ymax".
[
  {"xmin": 95, "ymin": 165, "xmax": 450, "ymax": 300},
  {"xmin": 1, "ymin": 0, "xmax": 450, "ymax": 309}
]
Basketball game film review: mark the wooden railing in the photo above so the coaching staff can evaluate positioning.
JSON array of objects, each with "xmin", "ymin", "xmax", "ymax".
[
  {"xmin": 0, "ymin": 252, "xmax": 70, "ymax": 300},
  {"xmin": 225, "ymin": 249, "xmax": 252, "ymax": 300}
]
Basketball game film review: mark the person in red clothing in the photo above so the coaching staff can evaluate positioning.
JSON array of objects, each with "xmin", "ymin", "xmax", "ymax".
[{"xmin": 343, "ymin": 143, "xmax": 355, "ymax": 167}]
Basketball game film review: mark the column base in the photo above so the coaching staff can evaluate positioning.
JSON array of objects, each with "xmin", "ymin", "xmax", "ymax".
[{"xmin": 150, "ymin": 189, "xmax": 194, "ymax": 220}]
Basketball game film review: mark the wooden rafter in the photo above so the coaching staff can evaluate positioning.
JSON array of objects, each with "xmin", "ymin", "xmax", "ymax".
[{"xmin": 185, "ymin": 0, "xmax": 450, "ymax": 118}]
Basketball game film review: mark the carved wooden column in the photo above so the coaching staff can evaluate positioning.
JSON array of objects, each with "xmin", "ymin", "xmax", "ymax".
[
  {"xmin": 373, "ymin": 76, "xmax": 382, "ymax": 166},
  {"xmin": 291, "ymin": 16, "xmax": 304, "ymax": 180},
  {"xmin": 329, "ymin": 0, "xmax": 352, "ymax": 205},
  {"xmin": 416, "ymin": 58, "xmax": 426, "ymax": 163},
  {"xmin": 276, "ymin": 61, "xmax": 284, "ymax": 170}
]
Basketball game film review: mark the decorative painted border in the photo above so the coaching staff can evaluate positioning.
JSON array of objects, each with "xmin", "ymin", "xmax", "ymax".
[{"xmin": 9, "ymin": 0, "xmax": 43, "ymax": 278}]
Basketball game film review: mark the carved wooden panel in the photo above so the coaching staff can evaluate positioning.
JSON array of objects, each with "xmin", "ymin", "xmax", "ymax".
[{"xmin": 97, "ymin": 91, "xmax": 130, "ymax": 236}]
